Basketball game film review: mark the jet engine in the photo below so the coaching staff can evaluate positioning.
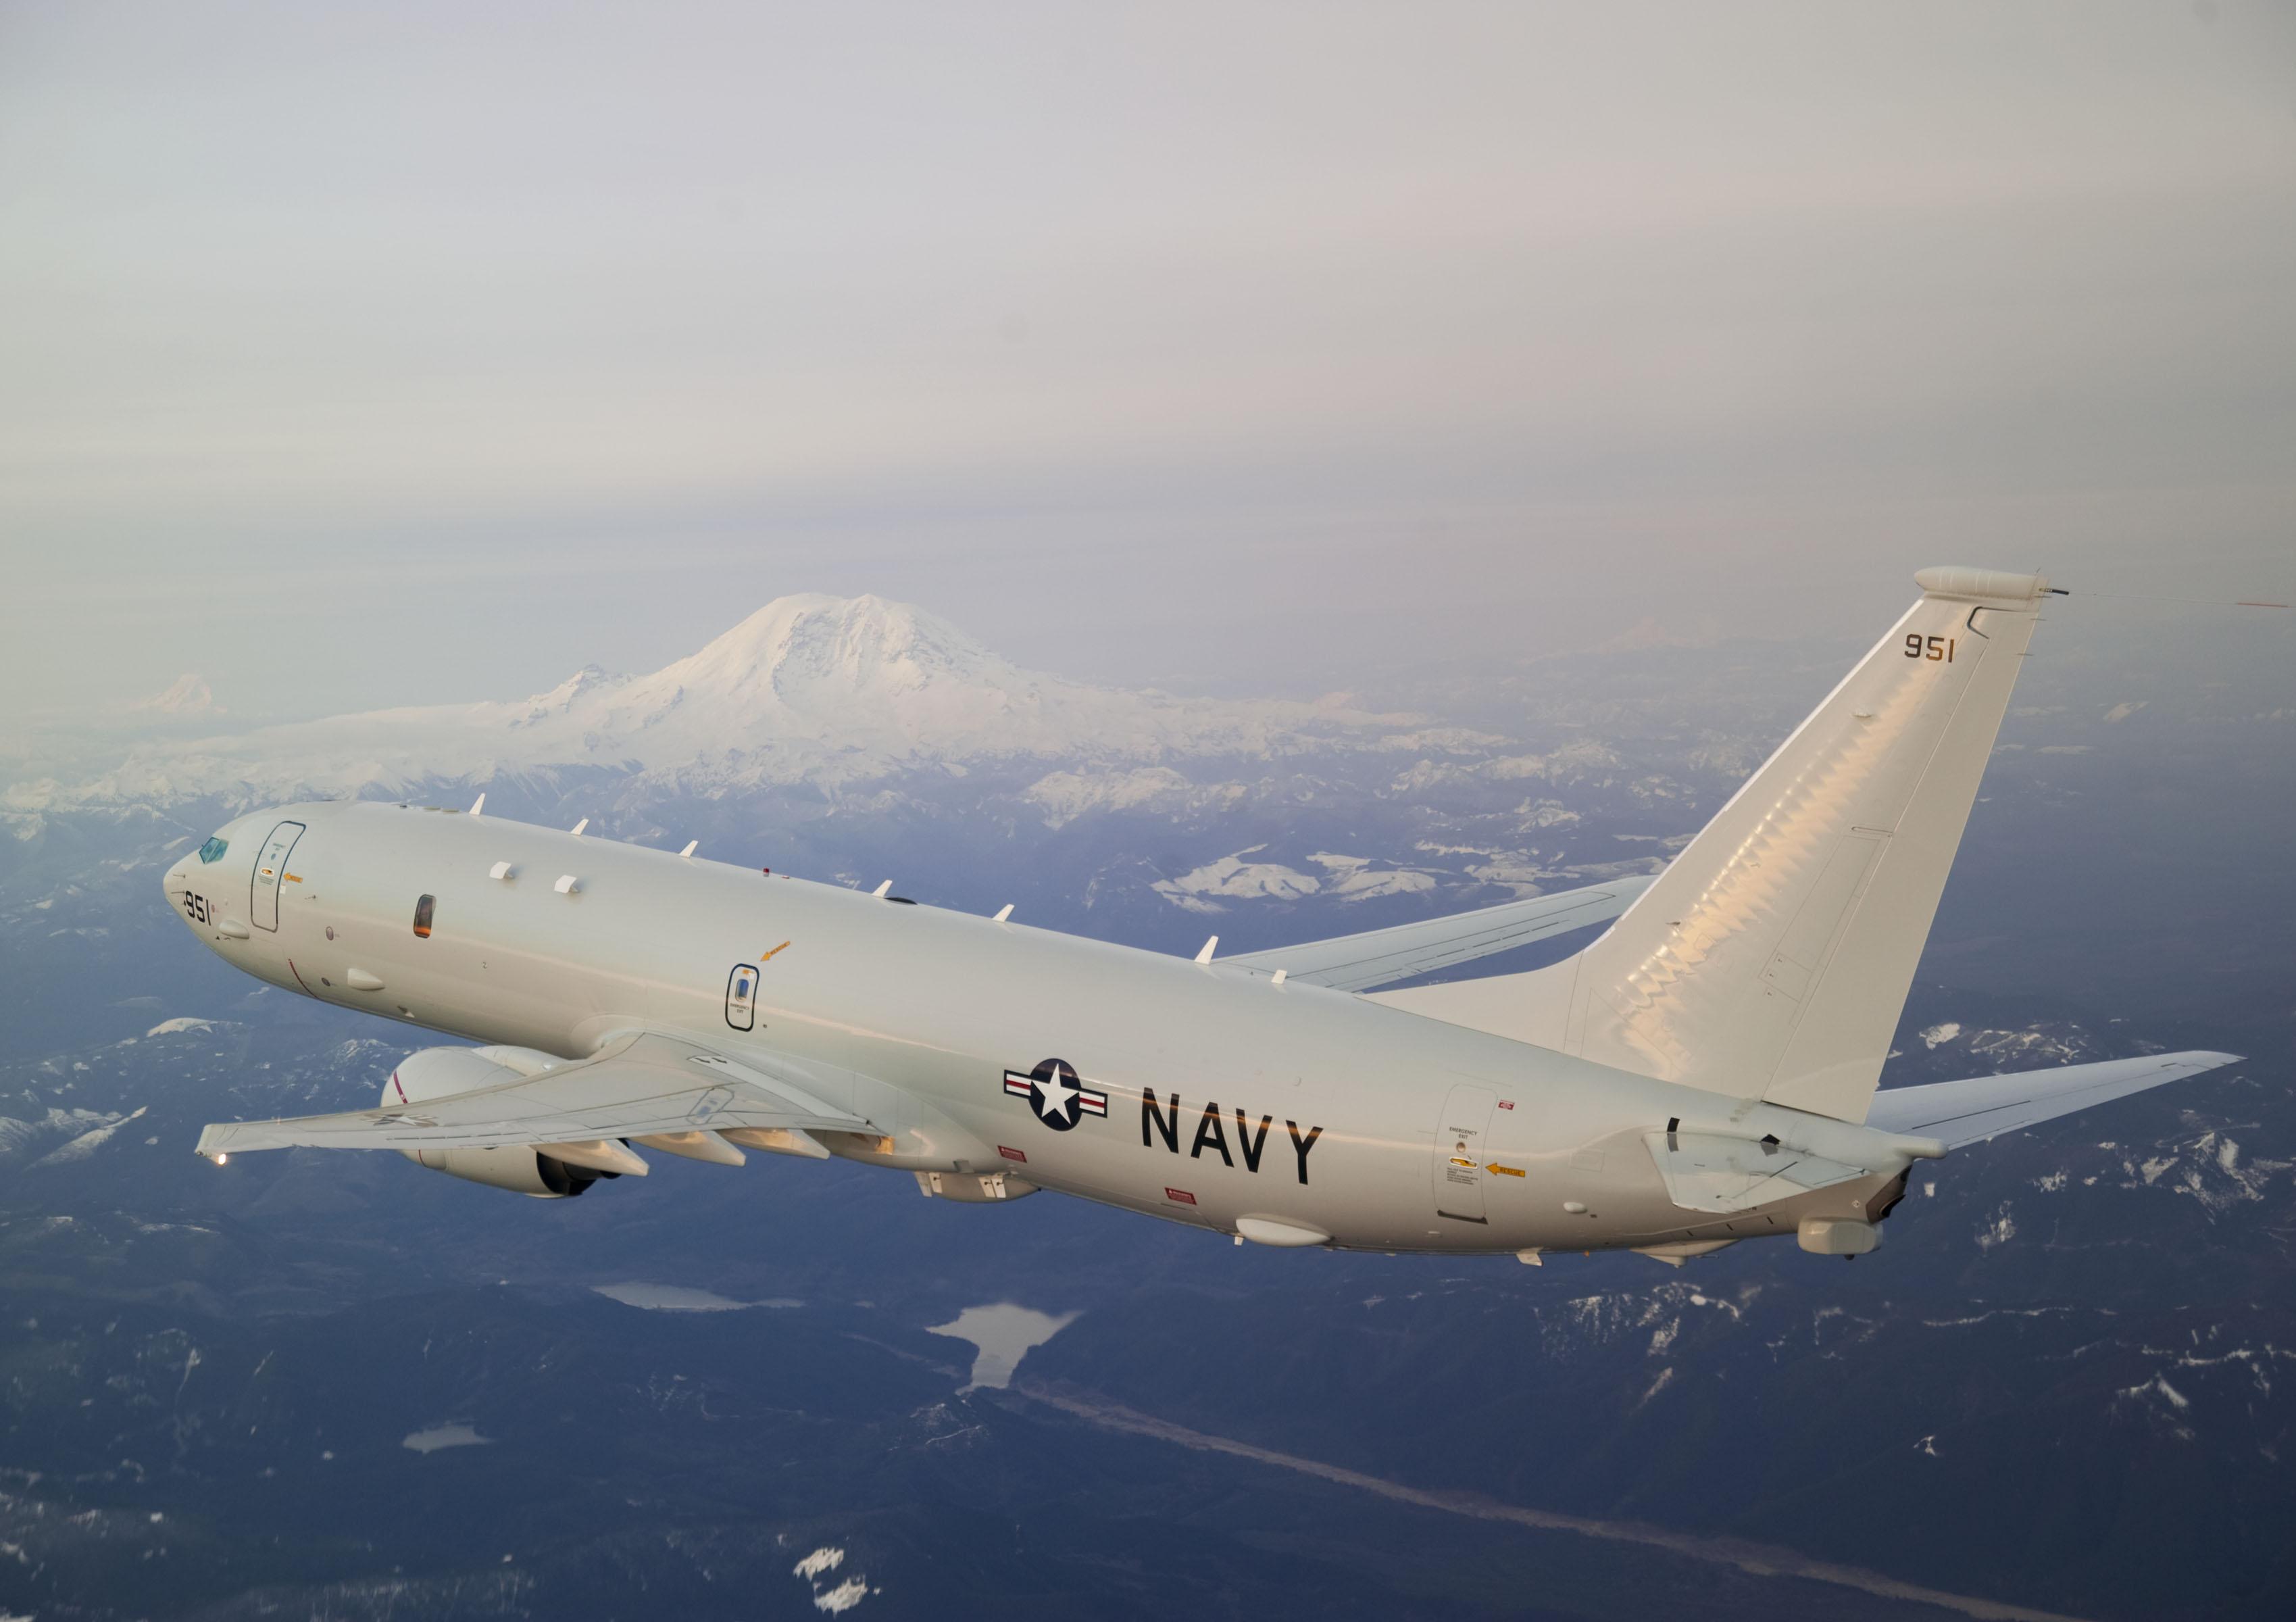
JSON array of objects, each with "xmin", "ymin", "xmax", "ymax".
[{"xmin": 383, "ymin": 1045, "xmax": 604, "ymax": 1199}]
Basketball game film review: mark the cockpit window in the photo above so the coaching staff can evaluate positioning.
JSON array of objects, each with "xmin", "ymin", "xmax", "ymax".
[
  {"xmin": 197, "ymin": 837, "xmax": 229, "ymax": 864},
  {"xmin": 412, "ymin": 894, "xmax": 436, "ymax": 939}
]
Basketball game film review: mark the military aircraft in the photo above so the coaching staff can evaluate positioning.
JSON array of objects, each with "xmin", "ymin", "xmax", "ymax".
[{"xmin": 168, "ymin": 567, "xmax": 2235, "ymax": 1263}]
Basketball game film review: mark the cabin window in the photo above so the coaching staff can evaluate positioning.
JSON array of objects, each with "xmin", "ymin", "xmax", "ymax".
[
  {"xmin": 412, "ymin": 894, "xmax": 436, "ymax": 939},
  {"xmin": 197, "ymin": 836, "xmax": 229, "ymax": 864}
]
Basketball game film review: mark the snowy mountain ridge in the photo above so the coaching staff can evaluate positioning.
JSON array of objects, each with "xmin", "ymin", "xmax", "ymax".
[{"xmin": 7, "ymin": 593, "xmax": 1442, "ymax": 814}]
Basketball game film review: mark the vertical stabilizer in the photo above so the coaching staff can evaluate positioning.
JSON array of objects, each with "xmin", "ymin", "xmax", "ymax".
[{"xmin": 1376, "ymin": 567, "xmax": 2048, "ymax": 1123}]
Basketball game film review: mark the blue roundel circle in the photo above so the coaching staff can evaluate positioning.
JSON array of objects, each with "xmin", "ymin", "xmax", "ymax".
[
  {"xmin": 1001, "ymin": 1058, "xmax": 1108, "ymax": 1131},
  {"xmin": 1025, "ymin": 1058, "xmax": 1084, "ymax": 1130}
]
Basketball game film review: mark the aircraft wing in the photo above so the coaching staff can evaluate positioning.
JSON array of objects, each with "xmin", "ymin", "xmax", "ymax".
[
  {"xmin": 194, "ymin": 1029, "xmax": 872, "ymax": 1157},
  {"xmin": 1219, "ymin": 875, "xmax": 1654, "ymax": 993},
  {"xmin": 1863, "ymin": 1051, "xmax": 2241, "ymax": 1150}
]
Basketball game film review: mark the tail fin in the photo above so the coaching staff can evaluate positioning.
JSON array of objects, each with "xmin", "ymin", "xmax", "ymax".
[{"xmin": 1376, "ymin": 566, "xmax": 2049, "ymax": 1123}]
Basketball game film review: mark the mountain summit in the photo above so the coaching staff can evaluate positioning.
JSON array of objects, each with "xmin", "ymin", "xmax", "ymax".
[
  {"xmin": 647, "ymin": 593, "xmax": 1016, "ymax": 710},
  {"xmin": 585, "ymin": 593, "xmax": 1049, "ymax": 756},
  {"xmin": 21, "ymin": 594, "xmax": 1412, "ymax": 811}
]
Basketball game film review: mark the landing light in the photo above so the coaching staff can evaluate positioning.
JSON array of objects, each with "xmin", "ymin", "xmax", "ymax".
[{"xmin": 215, "ymin": 1152, "xmax": 228, "ymax": 1166}]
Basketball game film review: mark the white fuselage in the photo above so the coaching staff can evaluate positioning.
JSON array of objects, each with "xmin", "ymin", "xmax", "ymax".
[{"xmin": 164, "ymin": 800, "xmax": 1914, "ymax": 1254}]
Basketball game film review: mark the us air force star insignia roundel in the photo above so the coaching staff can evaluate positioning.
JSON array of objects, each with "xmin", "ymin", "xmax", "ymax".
[{"xmin": 1002, "ymin": 1058, "xmax": 1107, "ymax": 1132}]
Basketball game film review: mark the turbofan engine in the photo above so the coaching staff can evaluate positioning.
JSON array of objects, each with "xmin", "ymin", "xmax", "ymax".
[{"xmin": 384, "ymin": 1046, "xmax": 609, "ymax": 1199}]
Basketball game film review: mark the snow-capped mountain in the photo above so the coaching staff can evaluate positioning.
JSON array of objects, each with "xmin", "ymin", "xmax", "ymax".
[{"xmin": 8, "ymin": 594, "xmax": 1436, "ymax": 812}]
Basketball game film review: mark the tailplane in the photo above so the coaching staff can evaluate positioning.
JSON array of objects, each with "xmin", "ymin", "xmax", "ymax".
[
  {"xmin": 1376, "ymin": 566, "xmax": 2051, "ymax": 1123},
  {"xmin": 1865, "ymin": 1052, "xmax": 2241, "ymax": 1150}
]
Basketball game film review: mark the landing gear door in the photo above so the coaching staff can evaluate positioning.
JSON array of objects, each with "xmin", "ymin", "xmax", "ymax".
[
  {"xmin": 249, "ymin": 820, "xmax": 305, "ymax": 933},
  {"xmin": 1432, "ymin": 1083, "xmax": 1497, "ymax": 1224},
  {"xmin": 724, "ymin": 963, "xmax": 759, "ymax": 1031}
]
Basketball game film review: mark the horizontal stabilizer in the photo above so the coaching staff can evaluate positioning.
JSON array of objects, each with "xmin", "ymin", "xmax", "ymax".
[
  {"xmin": 196, "ymin": 1029, "xmax": 870, "ymax": 1158},
  {"xmin": 1864, "ymin": 1051, "xmax": 2241, "ymax": 1150},
  {"xmin": 1220, "ymin": 876, "xmax": 1653, "ymax": 993}
]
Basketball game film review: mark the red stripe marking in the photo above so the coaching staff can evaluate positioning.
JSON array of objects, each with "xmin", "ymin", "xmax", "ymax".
[
  {"xmin": 998, "ymin": 1145, "xmax": 1027, "ymax": 1162},
  {"xmin": 285, "ymin": 958, "xmax": 316, "ymax": 996},
  {"xmin": 1164, "ymin": 1187, "xmax": 1197, "ymax": 1206}
]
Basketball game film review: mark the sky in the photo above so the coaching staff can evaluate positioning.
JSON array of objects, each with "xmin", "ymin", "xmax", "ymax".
[{"xmin": 3, "ymin": 0, "xmax": 2292, "ymax": 729}]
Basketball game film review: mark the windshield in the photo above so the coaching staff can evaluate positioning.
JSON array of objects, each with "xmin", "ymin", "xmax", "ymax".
[{"xmin": 196, "ymin": 836, "xmax": 229, "ymax": 864}]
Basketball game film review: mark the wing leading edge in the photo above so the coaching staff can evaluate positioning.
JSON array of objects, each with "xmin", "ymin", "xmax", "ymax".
[
  {"xmin": 194, "ymin": 1029, "xmax": 872, "ymax": 1158},
  {"xmin": 1862, "ymin": 1051, "xmax": 2241, "ymax": 1150},
  {"xmin": 1219, "ymin": 876, "xmax": 1655, "ymax": 993}
]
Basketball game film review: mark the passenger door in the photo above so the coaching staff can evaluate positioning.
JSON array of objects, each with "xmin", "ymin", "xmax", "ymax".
[{"xmin": 249, "ymin": 820, "xmax": 305, "ymax": 933}]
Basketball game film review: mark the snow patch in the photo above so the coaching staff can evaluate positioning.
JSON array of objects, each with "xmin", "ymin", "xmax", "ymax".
[
  {"xmin": 1022, "ymin": 767, "xmax": 1243, "ymax": 829},
  {"xmin": 144, "ymin": 1018, "xmax": 215, "ymax": 1037},
  {"xmin": 32, "ymin": 1108, "xmax": 146, "ymax": 1167},
  {"xmin": 1308, "ymin": 853, "xmax": 1438, "ymax": 902},
  {"xmin": 793, "ymin": 1547, "xmax": 872, "ymax": 1612},
  {"xmin": 1151, "ymin": 847, "xmax": 1320, "ymax": 912}
]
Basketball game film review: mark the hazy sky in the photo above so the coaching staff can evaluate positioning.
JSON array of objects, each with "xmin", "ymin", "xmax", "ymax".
[{"xmin": 3, "ymin": 0, "xmax": 2292, "ymax": 726}]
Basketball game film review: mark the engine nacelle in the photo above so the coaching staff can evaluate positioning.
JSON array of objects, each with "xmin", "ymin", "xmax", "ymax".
[
  {"xmin": 406, "ymin": 1144, "xmax": 597, "ymax": 1198},
  {"xmin": 384, "ymin": 1046, "xmax": 600, "ymax": 1200}
]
